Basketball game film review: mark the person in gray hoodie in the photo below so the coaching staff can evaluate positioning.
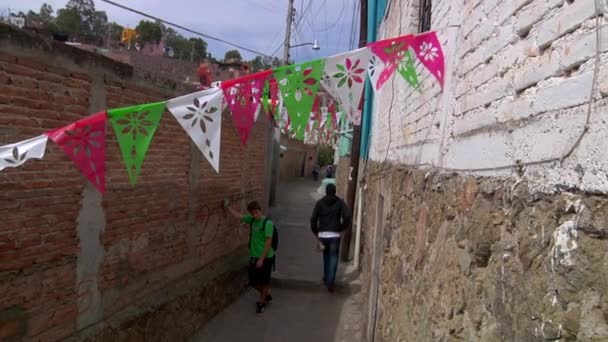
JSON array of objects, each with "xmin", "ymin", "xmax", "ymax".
[{"xmin": 310, "ymin": 184, "xmax": 351, "ymax": 292}]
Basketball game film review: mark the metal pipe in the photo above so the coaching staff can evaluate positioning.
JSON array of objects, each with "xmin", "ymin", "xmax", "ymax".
[
  {"xmin": 353, "ymin": 186, "xmax": 364, "ymax": 269},
  {"xmin": 359, "ymin": 0, "xmax": 378, "ymax": 158}
]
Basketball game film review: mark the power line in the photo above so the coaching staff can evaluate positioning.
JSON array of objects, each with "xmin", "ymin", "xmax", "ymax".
[
  {"xmin": 99, "ymin": 0, "xmax": 272, "ymax": 57},
  {"xmin": 292, "ymin": 0, "xmax": 313, "ymax": 37},
  {"xmin": 315, "ymin": 0, "xmax": 346, "ymax": 32},
  {"xmin": 247, "ymin": 0, "xmax": 284, "ymax": 13}
]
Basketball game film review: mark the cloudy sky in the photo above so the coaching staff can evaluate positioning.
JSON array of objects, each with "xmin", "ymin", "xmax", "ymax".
[{"xmin": 2, "ymin": 0, "xmax": 360, "ymax": 62}]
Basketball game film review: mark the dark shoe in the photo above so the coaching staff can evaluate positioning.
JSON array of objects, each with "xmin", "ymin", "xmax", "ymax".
[
  {"xmin": 256, "ymin": 302, "xmax": 266, "ymax": 315},
  {"xmin": 328, "ymin": 284, "xmax": 335, "ymax": 293},
  {"xmin": 265, "ymin": 294, "xmax": 273, "ymax": 303}
]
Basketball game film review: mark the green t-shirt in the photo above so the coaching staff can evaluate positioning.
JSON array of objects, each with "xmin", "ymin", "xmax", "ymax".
[{"xmin": 243, "ymin": 215, "xmax": 275, "ymax": 258}]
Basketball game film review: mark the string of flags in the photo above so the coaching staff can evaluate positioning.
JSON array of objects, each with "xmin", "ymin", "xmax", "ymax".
[{"xmin": 0, "ymin": 31, "xmax": 445, "ymax": 194}]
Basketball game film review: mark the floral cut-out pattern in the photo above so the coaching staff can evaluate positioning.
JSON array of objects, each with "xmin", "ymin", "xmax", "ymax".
[
  {"xmin": 47, "ymin": 112, "xmax": 107, "ymax": 193},
  {"xmin": 273, "ymin": 59, "xmax": 325, "ymax": 140},
  {"xmin": 397, "ymin": 49, "xmax": 421, "ymax": 89},
  {"xmin": 369, "ymin": 35, "xmax": 414, "ymax": 90},
  {"xmin": 0, "ymin": 135, "xmax": 48, "ymax": 172},
  {"xmin": 167, "ymin": 88, "xmax": 223, "ymax": 172},
  {"xmin": 412, "ymin": 31, "xmax": 445, "ymax": 88},
  {"xmin": 108, "ymin": 102, "xmax": 165, "ymax": 185},
  {"xmin": 222, "ymin": 70, "xmax": 271, "ymax": 145},
  {"xmin": 321, "ymin": 47, "xmax": 371, "ymax": 125}
]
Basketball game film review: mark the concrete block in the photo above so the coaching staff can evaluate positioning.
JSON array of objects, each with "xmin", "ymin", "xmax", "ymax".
[
  {"xmin": 480, "ymin": 0, "xmax": 501, "ymax": 15},
  {"xmin": 536, "ymin": 0, "xmax": 597, "ymax": 48},
  {"xmin": 461, "ymin": 77, "xmax": 510, "ymax": 113},
  {"xmin": 469, "ymin": 17, "xmax": 498, "ymax": 50},
  {"xmin": 495, "ymin": 40, "xmax": 528, "ymax": 74},
  {"xmin": 494, "ymin": 96, "xmax": 533, "ymax": 123},
  {"xmin": 452, "ymin": 107, "xmax": 495, "ymax": 136},
  {"xmin": 462, "ymin": 12, "xmax": 483, "ymax": 40},
  {"xmin": 513, "ymin": 50, "xmax": 561, "ymax": 91},
  {"xmin": 459, "ymin": 45, "xmax": 489, "ymax": 76},
  {"xmin": 470, "ymin": 61, "xmax": 499, "ymax": 89},
  {"xmin": 444, "ymin": 130, "xmax": 513, "ymax": 170},
  {"xmin": 531, "ymin": 71, "xmax": 594, "ymax": 113},
  {"xmin": 515, "ymin": 0, "xmax": 564, "ymax": 36},
  {"xmin": 495, "ymin": 0, "xmax": 534, "ymax": 26},
  {"xmin": 508, "ymin": 105, "xmax": 588, "ymax": 163},
  {"xmin": 560, "ymin": 25, "xmax": 608, "ymax": 70},
  {"xmin": 600, "ymin": 64, "xmax": 608, "ymax": 97}
]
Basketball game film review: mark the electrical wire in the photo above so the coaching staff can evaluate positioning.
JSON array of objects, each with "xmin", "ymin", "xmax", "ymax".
[
  {"xmin": 348, "ymin": 0, "xmax": 360, "ymax": 50},
  {"xmin": 247, "ymin": 0, "xmax": 284, "ymax": 13},
  {"xmin": 99, "ymin": 0, "xmax": 272, "ymax": 57},
  {"xmin": 315, "ymin": 0, "xmax": 346, "ymax": 32}
]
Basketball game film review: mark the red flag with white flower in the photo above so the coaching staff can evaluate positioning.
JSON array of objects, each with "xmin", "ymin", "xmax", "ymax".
[{"xmin": 411, "ymin": 31, "xmax": 445, "ymax": 88}]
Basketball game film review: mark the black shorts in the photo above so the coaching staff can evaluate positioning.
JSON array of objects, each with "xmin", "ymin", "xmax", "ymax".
[{"xmin": 248, "ymin": 257, "xmax": 274, "ymax": 287}]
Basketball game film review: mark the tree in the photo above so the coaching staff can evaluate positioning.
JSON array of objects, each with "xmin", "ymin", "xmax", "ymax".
[
  {"xmin": 55, "ymin": 7, "xmax": 81, "ymax": 38},
  {"xmin": 162, "ymin": 26, "xmax": 208, "ymax": 61},
  {"xmin": 250, "ymin": 55, "xmax": 283, "ymax": 72},
  {"xmin": 54, "ymin": 0, "xmax": 105, "ymax": 43},
  {"xmin": 189, "ymin": 37, "xmax": 208, "ymax": 62},
  {"xmin": 39, "ymin": 3, "xmax": 54, "ymax": 24},
  {"xmin": 108, "ymin": 22, "xmax": 124, "ymax": 45},
  {"xmin": 224, "ymin": 49, "xmax": 242, "ymax": 61},
  {"xmin": 90, "ymin": 11, "xmax": 108, "ymax": 44},
  {"xmin": 136, "ymin": 20, "xmax": 162, "ymax": 45}
]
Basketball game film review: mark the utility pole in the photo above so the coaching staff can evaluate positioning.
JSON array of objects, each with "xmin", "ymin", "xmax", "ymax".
[
  {"xmin": 269, "ymin": 0, "xmax": 295, "ymax": 207},
  {"xmin": 341, "ymin": 0, "xmax": 368, "ymax": 262},
  {"xmin": 282, "ymin": 0, "xmax": 295, "ymax": 64},
  {"xmin": 191, "ymin": 40, "xmax": 194, "ymax": 63}
]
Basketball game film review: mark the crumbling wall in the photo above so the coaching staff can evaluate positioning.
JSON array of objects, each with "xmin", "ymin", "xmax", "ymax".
[{"xmin": 360, "ymin": 164, "xmax": 608, "ymax": 341}]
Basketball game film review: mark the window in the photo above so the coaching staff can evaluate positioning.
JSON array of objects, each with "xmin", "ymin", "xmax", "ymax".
[{"xmin": 418, "ymin": 0, "xmax": 432, "ymax": 33}]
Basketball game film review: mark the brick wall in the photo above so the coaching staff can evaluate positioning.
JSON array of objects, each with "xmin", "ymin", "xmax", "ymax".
[
  {"xmin": 369, "ymin": 0, "xmax": 608, "ymax": 193},
  {"xmin": 0, "ymin": 24, "xmax": 269, "ymax": 341},
  {"xmin": 279, "ymin": 134, "xmax": 317, "ymax": 180}
]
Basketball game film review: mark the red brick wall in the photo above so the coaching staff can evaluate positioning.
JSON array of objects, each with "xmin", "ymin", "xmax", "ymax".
[{"xmin": 0, "ymin": 25, "xmax": 268, "ymax": 341}]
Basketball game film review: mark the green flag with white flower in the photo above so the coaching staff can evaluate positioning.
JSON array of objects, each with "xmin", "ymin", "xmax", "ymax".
[{"xmin": 108, "ymin": 102, "xmax": 166, "ymax": 185}]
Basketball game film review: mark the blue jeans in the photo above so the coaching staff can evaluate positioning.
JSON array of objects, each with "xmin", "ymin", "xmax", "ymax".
[{"xmin": 320, "ymin": 237, "xmax": 340, "ymax": 287}]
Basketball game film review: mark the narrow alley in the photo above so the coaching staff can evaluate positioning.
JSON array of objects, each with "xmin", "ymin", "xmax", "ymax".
[
  {"xmin": 191, "ymin": 179, "xmax": 363, "ymax": 342},
  {"xmin": 2, "ymin": 0, "xmax": 608, "ymax": 340}
]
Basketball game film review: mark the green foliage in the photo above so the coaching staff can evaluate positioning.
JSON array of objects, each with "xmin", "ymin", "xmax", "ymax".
[
  {"xmin": 136, "ymin": 20, "xmax": 162, "ymax": 45},
  {"xmin": 224, "ymin": 49, "xmax": 242, "ymax": 61},
  {"xmin": 108, "ymin": 22, "xmax": 124, "ymax": 44},
  {"xmin": 317, "ymin": 146, "xmax": 334, "ymax": 167},
  {"xmin": 163, "ymin": 27, "xmax": 208, "ymax": 61},
  {"xmin": 39, "ymin": 3, "xmax": 54, "ymax": 24},
  {"xmin": 55, "ymin": 7, "xmax": 81, "ymax": 36},
  {"xmin": 53, "ymin": 0, "xmax": 106, "ymax": 44},
  {"xmin": 250, "ymin": 55, "xmax": 283, "ymax": 72}
]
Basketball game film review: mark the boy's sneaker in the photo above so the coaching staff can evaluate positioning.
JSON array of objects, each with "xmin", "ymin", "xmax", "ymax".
[
  {"xmin": 256, "ymin": 302, "xmax": 266, "ymax": 315},
  {"xmin": 265, "ymin": 295, "xmax": 273, "ymax": 303}
]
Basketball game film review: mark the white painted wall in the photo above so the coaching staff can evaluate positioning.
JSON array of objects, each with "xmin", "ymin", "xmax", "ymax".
[{"xmin": 369, "ymin": 0, "xmax": 608, "ymax": 193}]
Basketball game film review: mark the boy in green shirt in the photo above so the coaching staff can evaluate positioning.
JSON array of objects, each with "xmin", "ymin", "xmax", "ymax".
[{"xmin": 225, "ymin": 200, "xmax": 274, "ymax": 315}]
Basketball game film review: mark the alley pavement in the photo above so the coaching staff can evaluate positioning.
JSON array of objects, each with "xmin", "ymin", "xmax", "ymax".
[{"xmin": 190, "ymin": 178, "xmax": 363, "ymax": 342}]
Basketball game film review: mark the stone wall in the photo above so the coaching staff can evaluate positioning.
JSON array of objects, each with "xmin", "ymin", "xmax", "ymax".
[
  {"xmin": 359, "ymin": 163, "xmax": 608, "ymax": 341},
  {"xmin": 336, "ymin": 157, "xmax": 351, "ymax": 199},
  {"xmin": 358, "ymin": 0, "xmax": 608, "ymax": 340},
  {"xmin": 0, "ymin": 24, "xmax": 269, "ymax": 341}
]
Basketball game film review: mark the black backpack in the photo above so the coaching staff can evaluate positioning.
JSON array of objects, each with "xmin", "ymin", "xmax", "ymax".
[{"xmin": 249, "ymin": 218, "xmax": 279, "ymax": 253}]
